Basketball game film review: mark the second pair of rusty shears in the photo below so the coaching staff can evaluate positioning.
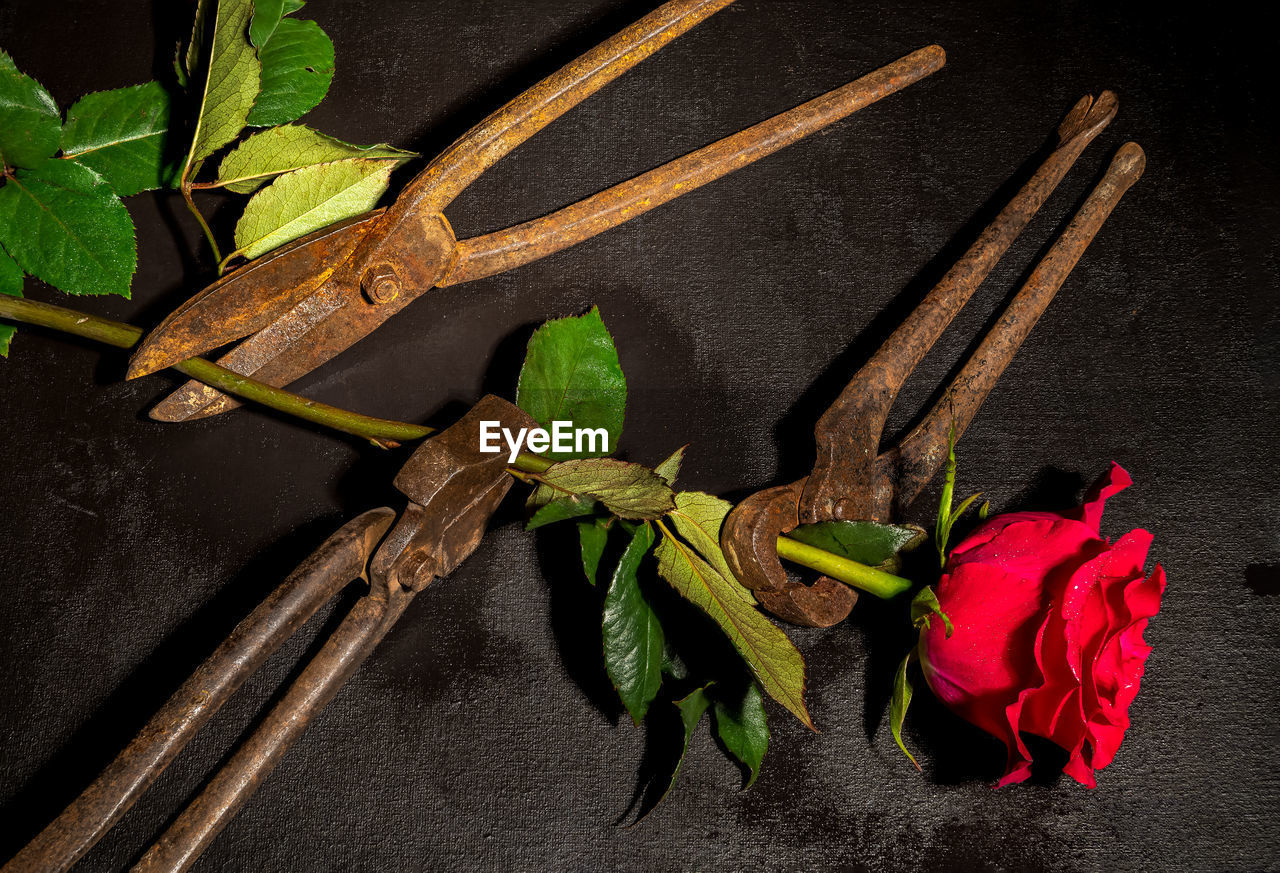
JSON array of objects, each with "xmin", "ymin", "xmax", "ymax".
[
  {"xmin": 125, "ymin": 0, "xmax": 946, "ymax": 410},
  {"xmin": 721, "ymin": 92, "xmax": 1147, "ymax": 627}
]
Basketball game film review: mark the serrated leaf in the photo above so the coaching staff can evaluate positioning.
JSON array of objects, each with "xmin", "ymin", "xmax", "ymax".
[
  {"xmin": 525, "ymin": 495, "xmax": 596, "ymax": 531},
  {"xmin": 247, "ymin": 18, "xmax": 334, "ymax": 126},
  {"xmin": 249, "ymin": 0, "xmax": 286, "ymax": 48},
  {"xmin": 787, "ymin": 520, "xmax": 927, "ymax": 574},
  {"xmin": 185, "ymin": 0, "xmax": 260, "ymax": 173},
  {"xmin": 0, "ymin": 50, "xmax": 61, "ymax": 170},
  {"xmin": 577, "ymin": 517, "xmax": 609, "ymax": 585},
  {"xmin": 0, "ymin": 247, "xmax": 19, "ymax": 357},
  {"xmin": 713, "ymin": 683, "xmax": 769, "ymax": 789},
  {"xmin": 661, "ymin": 684, "xmax": 712, "ymax": 804},
  {"xmin": 654, "ymin": 445, "xmax": 686, "ymax": 486},
  {"xmin": 516, "ymin": 307, "xmax": 626, "ymax": 460},
  {"xmin": 891, "ymin": 651, "xmax": 918, "ymax": 770},
  {"xmin": 525, "ymin": 482, "xmax": 556, "ymax": 512},
  {"xmin": 61, "ymin": 82, "xmax": 175, "ymax": 196},
  {"xmin": 232, "ymin": 159, "xmax": 392, "ymax": 260},
  {"xmin": 536, "ymin": 458, "xmax": 674, "ymax": 521},
  {"xmin": 667, "ymin": 491, "xmax": 743, "ymax": 591},
  {"xmin": 216, "ymin": 124, "xmax": 415, "ymax": 194},
  {"xmin": 603, "ymin": 523, "xmax": 663, "ymax": 724},
  {"xmin": 654, "ymin": 526, "xmax": 811, "ymax": 729},
  {"xmin": 183, "ymin": 0, "xmax": 210, "ymax": 86},
  {"xmin": 910, "ymin": 585, "xmax": 953, "ymax": 637},
  {"xmin": 0, "ymin": 161, "xmax": 136, "ymax": 297}
]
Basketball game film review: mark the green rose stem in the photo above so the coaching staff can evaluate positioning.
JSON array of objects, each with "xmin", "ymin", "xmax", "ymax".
[
  {"xmin": 774, "ymin": 535, "xmax": 912, "ymax": 599},
  {"xmin": 0, "ymin": 296, "xmax": 426, "ymax": 446},
  {"xmin": 0, "ymin": 295, "xmax": 907, "ymax": 597},
  {"xmin": 180, "ymin": 187, "xmax": 224, "ymax": 266}
]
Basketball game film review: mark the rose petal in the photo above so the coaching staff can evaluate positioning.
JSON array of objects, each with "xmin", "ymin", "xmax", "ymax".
[
  {"xmin": 950, "ymin": 517, "xmax": 1101, "ymax": 586},
  {"xmin": 931, "ymin": 463, "xmax": 1163, "ymax": 789},
  {"xmin": 1089, "ymin": 561, "xmax": 1166, "ymax": 770},
  {"xmin": 921, "ymin": 562, "xmax": 1046, "ymax": 779},
  {"xmin": 1075, "ymin": 462, "xmax": 1132, "ymax": 532},
  {"xmin": 949, "ymin": 511, "xmax": 1074, "ymax": 560}
]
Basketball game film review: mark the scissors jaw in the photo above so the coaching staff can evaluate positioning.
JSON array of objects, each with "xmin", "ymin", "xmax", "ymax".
[
  {"xmin": 126, "ymin": 212, "xmax": 384, "ymax": 380},
  {"xmin": 721, "ymin": 481, "xmax": 859, "ymax": 628},
  {"xmin": 136, "ymin": 211, "xmax": 461, "ymax": 423}
]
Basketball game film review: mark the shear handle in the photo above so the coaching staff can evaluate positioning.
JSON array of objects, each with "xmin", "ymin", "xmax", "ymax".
[
  {"xmin": 337, "ymin": 0, "xmax": 736, "ymax": 294},
  {"xmin": 131, "ymin": 396, "xmax": 529, "ymax": 872},
  {"xmin": 881, "ymin": 143, "xmax": 1147, "ymax": 514},
  {"xmin": 801, "ymin": 91, "xmax": 1119, "ymax": 523},
  {"xmin": 1, "ymin": 509, "xmax": 395, "ymax": 873},
  {"xmin": 443, "ymin": 45, "xmax": 947, "ymax": 286},
  {"xmin": 412, "ymin": 0, "xmax": 736, "ymax": 215},
  {"xmin": 133, "ymin": 586, "xmax": 415, "ymax": 873}
]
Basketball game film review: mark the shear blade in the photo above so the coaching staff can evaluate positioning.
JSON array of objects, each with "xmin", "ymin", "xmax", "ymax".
[
  {"xmin": 149, "ymin": 270, "xmax": 380, "ymax": 422},
  {"xmin": 127, "ymin": 212, "xmax": 382, "ymax": 381}
]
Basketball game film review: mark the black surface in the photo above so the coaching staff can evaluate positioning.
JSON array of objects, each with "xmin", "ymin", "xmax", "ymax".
[{"xmin": 1, "ymin": 2, "xmax": 1277, "ymax": 871}]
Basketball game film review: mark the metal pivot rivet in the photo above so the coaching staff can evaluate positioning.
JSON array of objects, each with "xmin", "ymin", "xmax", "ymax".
[{"xmin": 362, "ymin": 265, "xmax": 401, "ymax": 304}]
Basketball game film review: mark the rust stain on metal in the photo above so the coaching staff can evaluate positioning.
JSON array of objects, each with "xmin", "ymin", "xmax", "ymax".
[
  {"xmin": 722, "ymin": 96, "xmax": 1145, "ymax": 628},
  {"xmin": 6, "ymin": 398, "xmax": 533, "ymax": 873},
  {"xmin": 126, "ymin": 0, "xmax": 943, "ymax": 424}
]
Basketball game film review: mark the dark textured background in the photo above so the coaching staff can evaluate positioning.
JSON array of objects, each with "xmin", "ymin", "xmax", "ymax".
[{"xmin": 1, "ymin": 1, "xmax": 1277, "ymax": 871}]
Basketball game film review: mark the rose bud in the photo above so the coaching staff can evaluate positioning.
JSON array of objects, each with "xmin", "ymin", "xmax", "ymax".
[{"xmin": 918, "ymin": 463, "xmax": 1166, "ymax": 787}]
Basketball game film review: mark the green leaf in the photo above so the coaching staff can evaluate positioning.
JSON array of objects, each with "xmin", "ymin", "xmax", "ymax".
[
  {"xmin": 950, "ymin": 492, "xmax": 984, "ymax": 528},
  {"xmin": 249, "ymin": 0, "xmax": 286, "ymax": 48},
  {"xmin": 910, "ymin": 585, "xmax": 953, "ymax": 637},
  {"xmin": 602, "ymin": 523, "xmax": 663, "ymax": 724},
  {"xmin": 577, "ymin": 517, "xmax": 609, "ymax": 585},
  {"xmin": 525, "ymin": 495, "xmax": 596, "ymax": 531},
  {"xmin": 536, "ymin": 458, "xmax": 674, "ymax": 521},
  {"xmin": 0, "ymin": 50, "xmax": 61, "ymax": 169},
  {"xmin": 182, "ymin": 0, "xmax": 211, "ymax": 88},
  {"xmin": 978, "ymin": 499, "xmax": 991, "ymax": 521},
  {"xmin": 516, "ymin": 307, "xmax": 626, "ymax": 460},
  {"xmin": 185, "ymin": 0, "xmax": 261, "ymax": 173},
  {"xmin": 247, "ymin": 18, "xmax": 334, "ymax": 127},
  {"xmin": 0, "ymin": 246, "xmax": 20, "ymax": 296},
  {"xmin": 0, "ymin": 161, "xmax": 136, "ymax": 297},
  {"xmin": 0, "ymin": 247, "xmax": 19, "ymax": 357},
  {"xmin": 654, "ymin": 445, "xmax": 686, "ymax": 486},
  {"xmin": 283, "ymin": 0, "xmax": 306, "ymax": 12},
  {"xmin": 663, "ymin": 684, "xmax": 713, "ymax": 802},
  {"xmin": 661, "ymin": 639, "xmax": 689, "ymax": 680},
  {"xmin": 654, "ymin": 525, "xmax": 812, "ymax": 729},
  {"xmin": 216, "ymin": 124, "xmax": 415, "ymax": 194},
  {"xmin": 936, "ymin": 421, "xmax": 958, "ymax": 566},
  {"xmin": 891, "ymin": 651, "xmax": 918, "ymax": 769},
  {"xmin": 667, "ymin": 491, "xmax": 740, "ymax": 585},
  {"xmin": 787, "ymin": 520, "xmax": 927, "ymax": 574},
  {"xmin": 712, "ymin": 683, "xmax": 769, "ymax": 789},
  {"xmin": 60, "ymin": 83, "xmax": 175, "ymax": 196},
  {"xmin": 525, "ymin": 482, "xmax": 556, "ymax": 512},
  {"xmin": 232, "ymin": 159, "xmax": 393, "ymax": 260}
]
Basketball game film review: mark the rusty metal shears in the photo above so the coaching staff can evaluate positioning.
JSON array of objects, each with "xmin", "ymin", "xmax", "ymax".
[
  {"xmin": 126, "ymin": 0, "xmax": 945, "ymax": 418},
  {"xmin": 7, "ymin": 397, "xmax": 537, "ymax": 873}
]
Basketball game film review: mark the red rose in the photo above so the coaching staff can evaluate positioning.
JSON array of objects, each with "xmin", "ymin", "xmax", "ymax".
[{"xmin": 918, "ymin": 463, "xmax": 1166, "ymax": 787}]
